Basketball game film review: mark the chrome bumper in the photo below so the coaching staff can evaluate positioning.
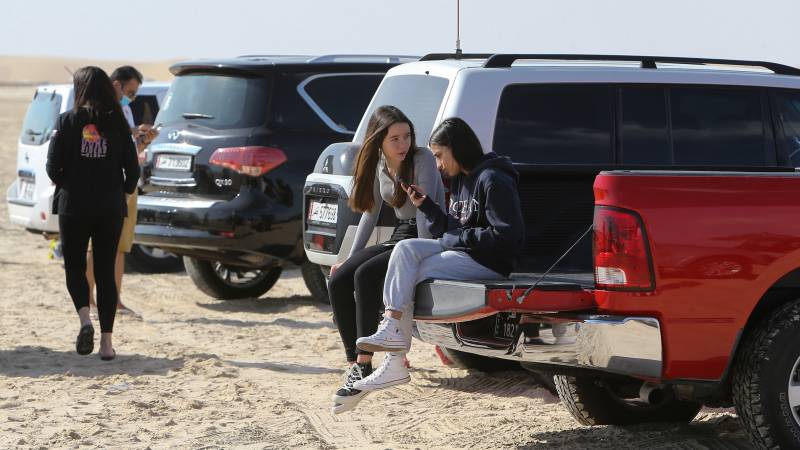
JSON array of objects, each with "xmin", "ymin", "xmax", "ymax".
[{"xmin": 416, "ymin": 315, "xmax": 662, "ymax": 379}]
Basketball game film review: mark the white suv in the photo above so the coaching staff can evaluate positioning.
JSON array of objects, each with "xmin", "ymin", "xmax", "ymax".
[
  {"xmin": 303, "ymin": 53, "xmax": 800, "ymax": 273},
  {"xmin": 7, "ymin": 82, "xmax": 171, "ymax": 268}
]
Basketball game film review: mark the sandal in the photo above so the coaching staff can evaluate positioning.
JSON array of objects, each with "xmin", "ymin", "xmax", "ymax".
[{"xmin": 76, "ymin": 324, "xmax": 94, "ymax": 355}]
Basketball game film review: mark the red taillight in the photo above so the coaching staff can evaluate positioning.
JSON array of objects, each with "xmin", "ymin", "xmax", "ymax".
[
  {"xmin": 593, "ymin": 207, "xmax": 654, "ymax": 290},
  {"xmin": 209, "ymin": 146, "xmax": 287, "ymax": 177}
]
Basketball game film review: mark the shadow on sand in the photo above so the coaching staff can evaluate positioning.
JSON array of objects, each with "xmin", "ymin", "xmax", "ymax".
[{"xmin": 0, "ymin": 346, "xmax": 184, "ymax": 378}]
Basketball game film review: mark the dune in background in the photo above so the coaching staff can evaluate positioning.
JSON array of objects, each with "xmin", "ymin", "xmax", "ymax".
[{"xmin": 0, "ymin": 55, "xmax": 177, "ymax": 85}]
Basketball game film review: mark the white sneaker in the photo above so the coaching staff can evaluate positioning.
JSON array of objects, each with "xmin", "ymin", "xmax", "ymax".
[
  {"xmin": 356, "ymin": 317, "xmax": 411, "ymax": 353},
  {"xmin": 352, "ymin": 353, "xmax": 410, "ymax": 392},
  {"xmin": 331, "ymin": 363, "xmax": 371, "ymax": 415}
]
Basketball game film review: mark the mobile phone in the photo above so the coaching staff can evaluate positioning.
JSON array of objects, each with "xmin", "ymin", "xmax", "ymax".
[{"xmin": 397, "ymin": 176, "xmax": 422, "ymax": 198}]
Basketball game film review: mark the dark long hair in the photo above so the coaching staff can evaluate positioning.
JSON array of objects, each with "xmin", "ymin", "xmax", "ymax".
[
  {"xmin": 72, "ymin": 66, "xmax": 127, "ymax": 135},
  {"xmin": 349, "ymin": 105, "xmax": 418, "ymax": 212},
  {"xmin": 429, "ymin": 117, "xmax": 484, "ymax": 172}
]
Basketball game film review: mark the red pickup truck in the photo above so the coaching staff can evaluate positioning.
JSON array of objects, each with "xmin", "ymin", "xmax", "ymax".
[{"xmin": 414, "ymin": 169, "xmax": 800, "ymax": 449}]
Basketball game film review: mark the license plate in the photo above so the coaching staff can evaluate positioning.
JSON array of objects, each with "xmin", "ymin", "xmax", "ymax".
[
  {"xmin": 493, "ymin": 313, "xmax": 519, "ymax": 340},
  {"xmin": 307, "ymin": 200, "xmax": 338, "ymax": 224},
  {"xmin": 19, "ymin": 178, "xmax": 35, "ymax": 202},
  {"xmin": 156, "ymin": 154, "xmax": 192, "ymax": 171}
]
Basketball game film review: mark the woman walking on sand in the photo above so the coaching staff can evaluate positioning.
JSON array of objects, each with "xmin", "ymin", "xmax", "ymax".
[{"xmin": 46, "ymin": 66, "xmax": 140, "ymax": 361}]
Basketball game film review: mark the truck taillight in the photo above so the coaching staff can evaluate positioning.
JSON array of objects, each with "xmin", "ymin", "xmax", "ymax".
[
  {"xmin": 209, "ymin": 146, "xmax": 287, "ymax": 177},
  {"xmin": 593, "ymin": 206, "xmax": 654, "ymax": 291}
]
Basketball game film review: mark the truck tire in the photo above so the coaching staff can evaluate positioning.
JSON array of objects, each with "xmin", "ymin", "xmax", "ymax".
[
  {"xmin": 732, "ymin": 299, "xmax": 800, "ymax": 450},
  {"xmin": 436, "ymin": 346, "xmax": 521, "ymax": 372},
  {"xmin": 126, "ymin": 244, "xmax": 183, "ymax": 273},
  {"xmin": 184, "ymin": 257, "xmax": 282, "ymax": 300},
  {"xmin": 554, "ymin": 375, "xmax": 702, "ymax": 426},
  {"xmin": 301, "ymin": 258, "xmax": 329, "ymax": 304}
]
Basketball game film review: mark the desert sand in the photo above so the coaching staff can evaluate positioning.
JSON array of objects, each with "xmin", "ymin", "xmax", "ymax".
[
  {"xmin": 0, "ymin": 56, "xmax": 175, "ymax": 85},
  {"xmin": 0, "ymin": 85, "xmax": 752, "ymax": 449}
]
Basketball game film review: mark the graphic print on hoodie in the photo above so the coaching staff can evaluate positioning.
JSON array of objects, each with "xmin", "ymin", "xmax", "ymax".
[
  {"xmin": 418, "ymin": 152, "xmax": 525, "ymax": 277},
  {"xmin": 80, "ymin": 124, "xmax": 108, "ymax": 159}
]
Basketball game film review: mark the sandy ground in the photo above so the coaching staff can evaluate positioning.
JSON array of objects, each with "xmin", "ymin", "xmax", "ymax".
[
  {"xmin": 0, "ymin": 85, "xmax": 754, "ymax": 449},
  {"xmin": 0, "ymin": 56, "xmax": 174, "ymax": 85}
]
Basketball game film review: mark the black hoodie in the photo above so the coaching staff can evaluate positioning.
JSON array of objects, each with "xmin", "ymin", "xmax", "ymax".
[{"xmin": 418, "ymin": 152, "xmax": 524, "ymax": 277}]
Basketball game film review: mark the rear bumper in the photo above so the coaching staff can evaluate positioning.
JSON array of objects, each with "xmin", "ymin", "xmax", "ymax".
[
  {"xmin": 134, "ymin": 189, "xmax": 300, "ymax": 267},
  {"xmin": 6, "ymin": 180, "xmax": 58, "ymax": 233},
  {"xmin": 416, "ymin": 315, "xmax": 663, "ymax": 380}
]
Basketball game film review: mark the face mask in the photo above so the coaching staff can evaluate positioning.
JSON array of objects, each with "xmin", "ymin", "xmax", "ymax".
[{"xmin": 120, "ymin": 95, "xmax": 131, "ymax": 107}]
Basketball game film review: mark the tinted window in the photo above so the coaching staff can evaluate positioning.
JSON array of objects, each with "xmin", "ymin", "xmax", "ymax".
[
  {"xmin": 130, "ymin": 94, "xmax": 159, "ymax": 126},
  {"xmin": 156, "ymin": 74, "xmax": 269, "ymax": 129},
  {"xmin": 354, "ymin": 75, "xmax": 449, "ymax": 146},
  {"xmin": 670, "ymin": 87, "xmax": 767, "ymax": 166},
  {"xmin": 773, "ymin": 90, "xmax": 800, "ymax": 166},
  {"xmin": 620, "ymin": 87, "xmax": 671, "ymax": 165},
  {"xmin": 20, "ymin": 91, "xmax": 62, "ymax": 145},
  {"xmin": 494, "ymin": 84, "xmax": 612, "ymax": 164},
  {"xmin": 302, "ymin": 74, "xmax": 383, "ymax": 132}
]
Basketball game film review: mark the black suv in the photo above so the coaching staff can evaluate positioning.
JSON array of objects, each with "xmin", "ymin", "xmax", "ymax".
[{"xmin": 135, "ymin": 55, "xmax": 415, "ymax": 301}]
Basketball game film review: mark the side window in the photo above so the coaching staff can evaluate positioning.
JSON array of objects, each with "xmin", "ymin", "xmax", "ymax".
[
  {"xmin": 301, "ymin": 74, "xmax": 383, "ymax": 133},
  {"xmin": 493, "ymin": 84, "xmax": 613, "ymax": 164},
  {"xmin": 773, "ymin": 90, "xmax": 800, "ymax": 167},
  {"xmin": 129, "ymin": 94, "xmax": 160, "ymax": 126},
  {"xmin": 619, "ymin": 87, "xmax": 671, "ymax": 165},
  {"xmin": 670, "ymin": 87, "xmax": 768, "ymax": 166},
  {"xmin": 269, "ymin": 73, "xmax": 328, "ymax": 132}
]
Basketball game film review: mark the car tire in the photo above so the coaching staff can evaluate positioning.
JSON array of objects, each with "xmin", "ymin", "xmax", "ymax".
[
  {"xmin": 126, "ymin": 244, "xmax": 183, "ymax": 273},
  {"xmin": 301, "ymin": 258, "xmax": 329, "ymax": 304},
  {"xmin": 184, "ymin": 257, "xmax": 282, "ymax": 300},
  {"xmin": 436, "ymin": 346, "xmax": 521, "ymax": 372},
  {"xmin": 554, "ymin": 374, "xmax": 702, "ymax": 426},
  {"xmin": 732, "ymin": 299, "xmax": 800, "ymax": 450}
]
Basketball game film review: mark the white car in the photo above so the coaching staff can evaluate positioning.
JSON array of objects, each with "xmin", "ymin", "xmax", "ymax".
[{"xmin": 6, "ymin": 81, "xmax": 174, "ymax": 270}]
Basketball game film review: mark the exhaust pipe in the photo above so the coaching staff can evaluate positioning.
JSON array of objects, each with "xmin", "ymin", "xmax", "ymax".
[{"xmin": 638, "ymin": 382, "xmax": 666, "ymax": 404}]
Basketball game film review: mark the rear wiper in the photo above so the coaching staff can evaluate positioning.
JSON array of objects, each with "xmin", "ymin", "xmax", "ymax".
[
  {"xmin": 25, "ymin": 129, "xmax": 42, "ymax": 136},
  {"xmin": 182, "ymin": 113, "xmax": 214, "ymax": 120}
]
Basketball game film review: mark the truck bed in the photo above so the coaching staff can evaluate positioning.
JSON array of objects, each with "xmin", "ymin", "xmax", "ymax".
[{"xmin": 413, "ymin": 271, "xmax": 596, "ymax": 322}]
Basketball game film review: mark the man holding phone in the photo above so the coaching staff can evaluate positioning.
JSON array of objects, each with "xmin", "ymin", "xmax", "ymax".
[{"xmin": 85, "ymin": 65, "xmax": 158, "ymax": 317}]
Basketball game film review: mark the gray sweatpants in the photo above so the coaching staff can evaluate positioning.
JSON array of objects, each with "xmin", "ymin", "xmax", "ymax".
[{"xmin": 384, "ymin": 238, "xmax": 503, "ymax": 316}]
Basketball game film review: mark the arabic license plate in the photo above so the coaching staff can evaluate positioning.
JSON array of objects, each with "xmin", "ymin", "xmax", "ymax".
[
  {"xmin": 19, "ymin": 178, "xmax": 35, "ymax": 202},
  {"xmin": 156, "ymin": 154, "xmax": 192, "ymax": 171},
  {"xmin": 493, "ymin": 313, "xmax": 519, "ymax": 340},
  {"xmin": 307, "ymin": 201, "xmax": 338, "ymax": 224}
]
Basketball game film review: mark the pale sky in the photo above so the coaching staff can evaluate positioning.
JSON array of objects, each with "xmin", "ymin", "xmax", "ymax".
[{"xmin": 2, "ymin": 0, "xmax": 798, "ymax": 66}]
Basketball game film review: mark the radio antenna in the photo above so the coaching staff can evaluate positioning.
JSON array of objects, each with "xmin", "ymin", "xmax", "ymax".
[{"xmin": 455, "ymin": 0, "xmax": 462, "ymax": 57}]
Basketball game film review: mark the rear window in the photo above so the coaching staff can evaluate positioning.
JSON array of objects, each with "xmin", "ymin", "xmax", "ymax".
[
  {"xmin": 493, "ymin": 84, "xmax": 613, "ymax": 164},
  {"xmin": 156, "ymin": 74, "xmax": 269, "ymax": 129},
  {"xmin": 354, "ymin": 75, "xmax": 449, "ymax": 146},
  {"xmin": 771, "ymin": 90, "xmax": 800, "ymax": 166},
  {"xmin": 670, "ymin": 87, "xmax": 767, "ymax": 166},
  {"xmin": 301, "ymin": 74, "xmax": 383, "ymax": 133},
  {"xmin": 20, "ymin": 90, "xmax": 62, "ymax": 145},
  {"xmin": 130, "ymin": 94, "xmax": 160, "ymax": 126}
]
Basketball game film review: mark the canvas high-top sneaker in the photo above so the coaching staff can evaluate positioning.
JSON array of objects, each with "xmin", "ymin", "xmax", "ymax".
[
  {"xmin": 352, "ymin": 352, "xmax": 410, "ymax": 392},
  {"xmin": 332, "ymin": 362, "xmax": 372, "ymax": 414},
  {"xmin": 356, "ymin": 317, "xmax": 411, "ymax": 353}
]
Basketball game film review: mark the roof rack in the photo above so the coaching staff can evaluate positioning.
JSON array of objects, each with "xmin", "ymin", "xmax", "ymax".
[
  {"xmin": 481, "ymin": 54, "xmax": 800, "ymax": 76},
  {"xmin": 306, "ymin": 54, "xmax": 419, "ymax": 64},
  {"xmin": 236, "ymin": 54, "xmax": 312, "ymax": 59},
  {"xmin": 420, "ymin": 53, "xmax": 493, "ymax": 61}
]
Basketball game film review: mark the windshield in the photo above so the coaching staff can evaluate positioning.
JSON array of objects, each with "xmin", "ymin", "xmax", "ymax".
[
  {"xmin": 353, "ymin": 74, "xmax": 449, "ymax": 146},
  {"xmin": 19, "ymin": 91, "xmax": 62, "ymax": 145},
  {"xmin": 156, "ymin": 73, "xmax": 270, "ymax": 129}
]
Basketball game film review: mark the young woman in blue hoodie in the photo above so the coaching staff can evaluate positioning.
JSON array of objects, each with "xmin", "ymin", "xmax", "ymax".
[{"xmin": 353, "ymin": 117, "xmax": 525, "ymax": 392}]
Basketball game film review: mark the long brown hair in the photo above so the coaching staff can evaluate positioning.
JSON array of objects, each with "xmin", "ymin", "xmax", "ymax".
[
  {"xmin": 72, "ymin": 66, "xmax": 128, "ymax": 136},
  {"xmin": 349, "ymin": 105, "xmax": 418, "ymax": 213}
]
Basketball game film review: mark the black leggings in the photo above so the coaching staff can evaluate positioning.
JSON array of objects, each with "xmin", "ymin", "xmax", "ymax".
[
  {"xmin": 329, "ymin": 244, "xmax": 393, "ymax": 362},
  {"xmin": 59, "ymin": 214, "xmax": 123, "ymax": 333}
]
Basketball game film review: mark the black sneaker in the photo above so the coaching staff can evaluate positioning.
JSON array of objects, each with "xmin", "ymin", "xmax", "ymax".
[{"xmin": 331, "ymin": 363, "xmax": 371, "ymax": 414}]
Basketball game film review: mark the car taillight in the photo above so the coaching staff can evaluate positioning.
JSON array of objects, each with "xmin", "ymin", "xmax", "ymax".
[
  {"xmin": 593, "ymin": 206, "xmax": 654, "ymax": 291},
  {"xmin": 209, "ymin": 146, "xmax": 287, "ymax": 177}
]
